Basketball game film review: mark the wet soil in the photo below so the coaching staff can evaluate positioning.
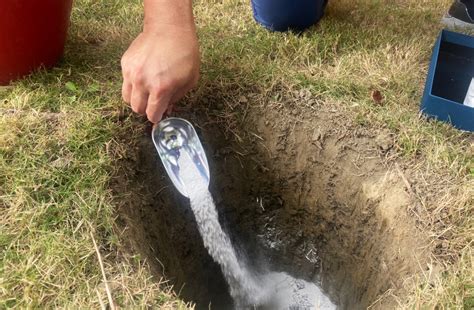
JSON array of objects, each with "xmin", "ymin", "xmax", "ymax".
[{"xmin": 114, "ymin": 88, "xmax": 428, "ymax": 309}]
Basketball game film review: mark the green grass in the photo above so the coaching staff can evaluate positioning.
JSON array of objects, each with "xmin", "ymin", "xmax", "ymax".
[
  {"xmin": 1, "ymin": 0, "xmax": 472, "ymax": 308},
  {"xmin": 1, "ymin": 1, "xmax": 188, "ymax": 308}
]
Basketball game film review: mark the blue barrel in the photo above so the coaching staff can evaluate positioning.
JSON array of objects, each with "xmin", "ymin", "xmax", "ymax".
[{"xmin": 251, "ymin": 0, "xmax": 328, "ymax": 32}]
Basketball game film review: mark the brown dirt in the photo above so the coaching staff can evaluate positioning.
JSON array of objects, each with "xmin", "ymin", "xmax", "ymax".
[{"xmin": 113, "ymin": 86, "xmax": 430, "ymax": 309}]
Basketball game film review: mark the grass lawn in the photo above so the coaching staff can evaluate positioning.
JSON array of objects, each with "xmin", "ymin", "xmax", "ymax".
[{"xmin": 1, "ymin": 0, "xmax": 472, "ymax": 308}]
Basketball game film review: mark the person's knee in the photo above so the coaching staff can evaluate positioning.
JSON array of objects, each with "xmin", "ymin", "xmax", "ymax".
[{"xmin": 251, "ymin": 0, "xmax": 328, "ymax": 32}]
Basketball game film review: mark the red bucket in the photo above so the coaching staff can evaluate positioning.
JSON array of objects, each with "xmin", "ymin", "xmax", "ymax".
[{"xmin": 0, "ymin": 0, "xmax": 73, "ymax": 85}]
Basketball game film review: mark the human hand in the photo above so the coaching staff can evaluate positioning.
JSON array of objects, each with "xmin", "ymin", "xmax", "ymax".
[{"xmin": 121, "ymin": 27, "xmax": 200, "ymax": 123}]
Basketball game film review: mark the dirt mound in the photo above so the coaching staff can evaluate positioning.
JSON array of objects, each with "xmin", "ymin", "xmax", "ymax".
[{"xmin": 114, "ymin": 90, "xmax": 428, "ymax": 309}]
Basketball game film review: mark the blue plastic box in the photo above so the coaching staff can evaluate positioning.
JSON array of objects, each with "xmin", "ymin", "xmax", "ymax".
[{"xmin": 421, "ymin": 29, "xmax": 474, "ymax": 132}]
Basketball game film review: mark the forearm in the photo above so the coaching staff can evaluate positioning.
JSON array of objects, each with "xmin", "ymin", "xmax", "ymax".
[{"xmin": 144, "ymin": 0, "xmax": 195, "ymax": 32}]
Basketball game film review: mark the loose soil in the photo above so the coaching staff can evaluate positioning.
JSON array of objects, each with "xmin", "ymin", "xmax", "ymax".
[{"xmin": 114, "ymin": 87, "xmax": 430, "ymax": 309}]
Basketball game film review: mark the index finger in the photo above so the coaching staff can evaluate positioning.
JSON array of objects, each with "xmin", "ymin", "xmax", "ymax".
[{"xmin": 146, "ymin": 91, "xmax": 173, "ymax": 123}]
